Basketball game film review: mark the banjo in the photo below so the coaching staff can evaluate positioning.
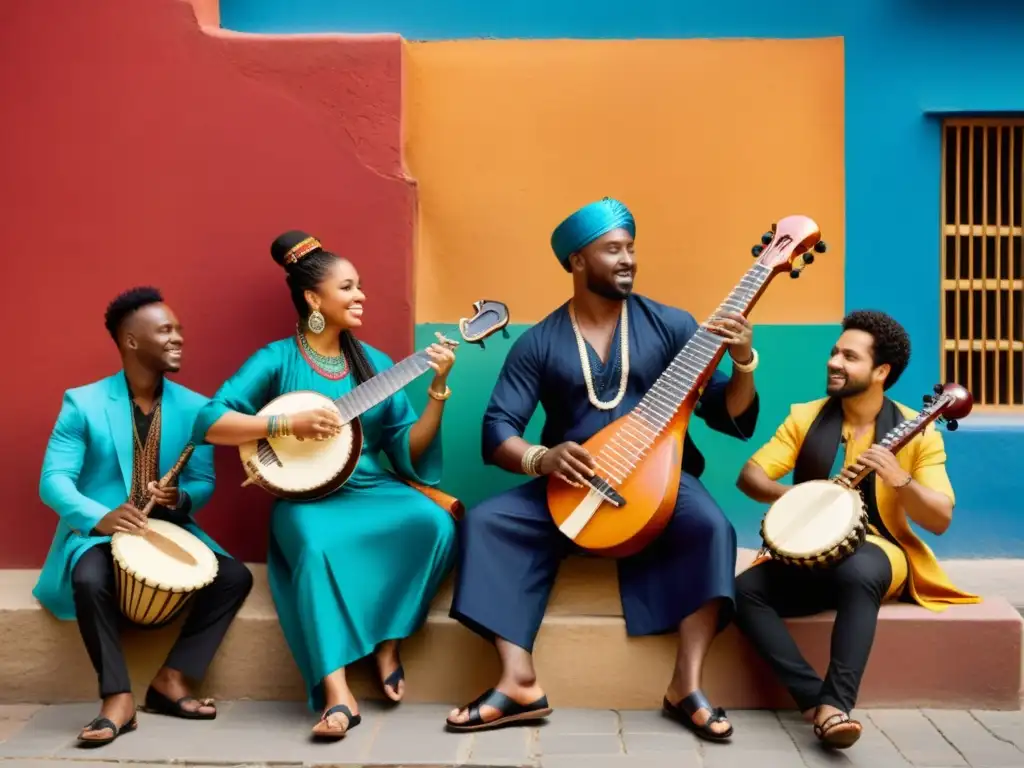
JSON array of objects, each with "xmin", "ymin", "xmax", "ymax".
[
  {"xmin": 239, "ymin": 299, "xmax": 511, "ymax": 501},
  {"xmin": 758, "ymin": 382, "xmax": 973, "ymax": 569}
]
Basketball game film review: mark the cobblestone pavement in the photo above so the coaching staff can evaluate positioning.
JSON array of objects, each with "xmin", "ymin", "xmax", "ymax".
[{"xmin": 3, "ymin": 701, "xmax": 1024, "ymax": 767}]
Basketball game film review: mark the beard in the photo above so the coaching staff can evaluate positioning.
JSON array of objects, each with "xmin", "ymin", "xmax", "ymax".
[
  {"xmin": 826, "ymin": 374, "xmax": 869, "ymax": 398},
  {"xmin": 586, "ymin": 273, "xmax": 633, "ymax": 301}
]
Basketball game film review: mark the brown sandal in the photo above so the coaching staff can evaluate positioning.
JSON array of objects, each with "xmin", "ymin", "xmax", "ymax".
[
  {"xmin": 311, "ymin": 704, "xmax": 361, "ymax": 740},
  {"xmin": 813, "ymin": 711, "xmax": 862, "ymax": 749}
]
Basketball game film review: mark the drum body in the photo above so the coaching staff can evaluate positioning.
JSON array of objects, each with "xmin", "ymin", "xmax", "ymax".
[
  {"xmin": 238, "ymin": 390, "xmax": 362, "ymax": 501},
  {"xmin": 111, "ymin": 519, "xmax": 220, "ymax": 627},
  {"xmin": 760, "ymin": 479, "xmax": 868, "ymax": 568}
]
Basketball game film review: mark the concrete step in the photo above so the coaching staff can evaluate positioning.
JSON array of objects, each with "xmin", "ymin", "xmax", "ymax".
[{"xmin": 2, "ymin": 556, "xmax": 1021, "ymax": 711}]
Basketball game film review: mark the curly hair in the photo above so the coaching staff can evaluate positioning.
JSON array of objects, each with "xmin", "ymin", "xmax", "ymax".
[
  {"xmin": 841, "ymin": 310, "xmax": 911, "ymax": 390},
  {"xmin": 104, "ymin": 286, "xmax": 163, "ymax": 342}
]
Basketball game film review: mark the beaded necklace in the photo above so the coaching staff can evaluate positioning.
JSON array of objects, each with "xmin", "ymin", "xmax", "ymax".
[
  {"xmin": 568, "ymin": 300, "xmax": 630, "ymax": 410},
  {"xmin": 295, "ymin": 325, "xmax": 350, "ymax": 380},
  {"xmin": 129, "ymin": 402, "xmax": 162, "ymax": 508}
]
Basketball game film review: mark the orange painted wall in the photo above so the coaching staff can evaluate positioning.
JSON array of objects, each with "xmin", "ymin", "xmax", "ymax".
[{"xmin": 404, "ymin": 39, "xmax": 845, "ymax": 325}]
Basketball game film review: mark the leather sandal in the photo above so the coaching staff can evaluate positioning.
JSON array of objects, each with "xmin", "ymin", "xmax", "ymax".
[
  {"xmin": 77, "ymin": 713, "xmax": 137, "ymax": 747},
  {"xmin": 312, "ymin": 704, "xmax": 361, "ymax": 739},
  {"xmin": 814, "ymin": 711, "xmax": 862, "ymax": 749},
  {"xmin": 445, "ymin": 688, "xmax": 552, "ymax": 733},
  {"xmin": 663, "ymin": 690, "xmax": 733, "ymax": 742},
  {"xmin": 143, "ymin": 686, "xmax": 216, "ymax": 720},
  {"xmin": 381, "ymin": 664, "xmax": 405, "ymax": 701}
]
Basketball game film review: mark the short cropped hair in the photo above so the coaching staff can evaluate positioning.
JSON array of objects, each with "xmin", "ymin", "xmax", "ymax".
[{"xmin": 104, "ymin": 286, "xmax": 163, "ymax": 341}]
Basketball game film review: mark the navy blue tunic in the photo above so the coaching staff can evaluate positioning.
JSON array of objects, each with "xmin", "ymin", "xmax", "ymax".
[{"xmin": 450, "ymin": 294, "xmax": 759, "ymax": 651}]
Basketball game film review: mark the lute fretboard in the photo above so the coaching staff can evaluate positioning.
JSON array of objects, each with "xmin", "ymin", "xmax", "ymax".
[
  {"xmin": 842, "ymin": 395, "xmax": 950, "ymax": 489},
  {"xmin": 333, "ymin": 350, "xmax": 434, "ymax": 424},
  {"xmin": 591, "ymin": 263, "xmax": 773, "ymax": 487}
]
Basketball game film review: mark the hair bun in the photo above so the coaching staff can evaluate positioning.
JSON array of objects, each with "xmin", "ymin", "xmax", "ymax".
[{"xmin": 271, "ymin": 230, "xmax": 323, "ymax": 268}]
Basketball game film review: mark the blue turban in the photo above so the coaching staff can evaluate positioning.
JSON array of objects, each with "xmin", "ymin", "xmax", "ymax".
[{"xmin": 550, "ymin": 197, "xmax": 636, "ymax": 271}]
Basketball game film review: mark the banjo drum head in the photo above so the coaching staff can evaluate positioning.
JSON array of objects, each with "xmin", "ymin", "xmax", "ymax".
[
  {"xmin": 763, "ymin": 480, "xmax": 862, "ymax": 559},
  {"xmin": 253, "ymin": 391, "xmax": 356, "ymax": 493}
]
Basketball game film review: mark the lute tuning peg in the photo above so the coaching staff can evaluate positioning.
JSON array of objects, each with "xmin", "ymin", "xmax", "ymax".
[
  {"xmin": 933, "ymin": 383, "xmax": 944, "ymax": 394},
  {"xmin": 752, "ymin": 244, "xmax": 764, "ymax": 257},
  {"xmin": 761, "ymin": 232, "xmax": 773, "ymax": 245},
  {"xmin": 803, "ymin": 253, "xmax": 815, "ymax": 265},
  {"xmin": 814, "ymin": 240, "xmax": 827, "ymax": 253},
  {"xmin": 946, "ymin": 419, "xmax": 958, "ymax": 431},
  {"xmin": 501, "ymin": 328, "xmax": 510, "ymax": 339},
  {"xmin": 790, "ymin": 269, "xmax": 801, "ymax": 279}
]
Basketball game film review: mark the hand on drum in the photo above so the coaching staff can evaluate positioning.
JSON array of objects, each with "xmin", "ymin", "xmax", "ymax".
[
  {"xmin": 841, "ymin": 444, "xmax": 910, "ymax": 488},
  {"xmin": 146, "ymin": 480, "xmax": 179, "ymax": 509},
  {"xmin": 95, "ymin": 503, "xmax": 148, "ymax": 536},
  {"xmin": 291, "ymin": 407, "xmax": 343, "ymax": 442},
  {"xmin": 539, "ymin": 441, "xmax": 596, "ymax": 488}
]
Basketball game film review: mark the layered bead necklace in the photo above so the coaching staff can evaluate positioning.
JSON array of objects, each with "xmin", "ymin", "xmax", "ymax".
[
  {"xmin": 296, "ymin": 325, "xmax": 350, "ymax": 380},
  {"xmin": 567, "ymin": 300, "xmax": 630, "ymax": 410}
]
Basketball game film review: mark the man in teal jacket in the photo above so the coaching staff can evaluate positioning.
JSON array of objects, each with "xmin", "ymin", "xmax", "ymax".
[{"xmin": 33, "ymin": 287, "xmax": 252, "ymax": 747}]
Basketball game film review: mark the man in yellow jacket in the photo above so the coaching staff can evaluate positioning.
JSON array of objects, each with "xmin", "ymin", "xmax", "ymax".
[{"xmin": 733, "ymin": 310, "xmax": 978, "ymax": 750}]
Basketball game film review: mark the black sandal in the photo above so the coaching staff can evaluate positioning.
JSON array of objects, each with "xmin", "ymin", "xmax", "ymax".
[
  {"xmin": 143, "ymin": 686, "xmax": 217, "ymax": 720},
  {"xmin": 663, "ymin": 690, "xmax": 733, "ymax": 742},
  {"xmin": 77, "ymin": 713, "xmax": 137, "ymax": 747},
  {"xmin": 814, "ymin": 711, "xmax": 862, "ymax": 749},
  {"xmin": 445, "ymin": 688, "xmax": 552, "ymax": 733},
  {"xmin": 312, "ymin": 704, "xmax": 362, "ymax": 740},
  {"xmin": 381, "ymin": 664, "xmax": 405, "ymax": 701}
]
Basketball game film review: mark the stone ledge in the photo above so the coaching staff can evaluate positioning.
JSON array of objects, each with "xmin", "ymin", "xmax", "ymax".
[{"xmin": 2, "ymin": 558, "xmax": 1021, "ymax": 711}]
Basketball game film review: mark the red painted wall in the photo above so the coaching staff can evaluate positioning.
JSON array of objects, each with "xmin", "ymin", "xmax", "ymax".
[{"xmin": 0, "ymin": 0, "xmax": 414, "ymax": 566}]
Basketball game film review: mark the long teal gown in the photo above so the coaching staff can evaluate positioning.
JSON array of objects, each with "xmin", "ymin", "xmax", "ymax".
[{"xmin": 192, "ymin": 336, "xmax": 457, "ymax": 712}]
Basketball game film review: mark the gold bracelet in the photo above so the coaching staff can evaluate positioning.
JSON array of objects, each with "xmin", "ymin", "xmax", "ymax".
[
  {"xmin": 428, "ymin": 385, "xmax": 451, "ymax": 401},
  {"xmin": 732, "ymin": 348, "xmax": 759, "ymax": 373},
  {"xmin": 522, "ymin": 445, "xmax": 548, "ymax": 476}
]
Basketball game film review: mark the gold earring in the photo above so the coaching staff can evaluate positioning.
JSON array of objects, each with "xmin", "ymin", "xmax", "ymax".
[{"xmin": 307, "ymin": 310, "xmax": 325, "ymax": 334}]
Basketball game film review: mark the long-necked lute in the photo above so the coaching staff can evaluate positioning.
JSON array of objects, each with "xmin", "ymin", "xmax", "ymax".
[
  {"xmin": 239, "ymin": 299, "xmax": 510, "ymax": 501},
  {"xmin": 757, "ymin": 382, "xmax": 973, "ymax": 569},
  {"xmin": 546, "ymin": 215, "xmax": 826, "ymax": 557}
]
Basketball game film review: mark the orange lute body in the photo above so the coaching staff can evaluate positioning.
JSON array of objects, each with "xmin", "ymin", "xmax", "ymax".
[{"xmin": 546, "ymin": 215, "xmax": 826, "ymax": 558}]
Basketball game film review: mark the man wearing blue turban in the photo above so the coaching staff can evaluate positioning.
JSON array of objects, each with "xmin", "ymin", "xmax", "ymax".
[{"xmin": 445, "ymin": 198, "xmax": 762, "ymax": 743}]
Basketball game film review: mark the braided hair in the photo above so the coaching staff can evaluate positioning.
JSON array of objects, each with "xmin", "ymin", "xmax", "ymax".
[{"xmin": 271, "ymin": 245, "xmax": 376, "ymax": 384}]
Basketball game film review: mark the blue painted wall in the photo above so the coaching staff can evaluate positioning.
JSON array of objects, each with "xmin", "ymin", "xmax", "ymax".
[{"xmin": 222, "ymin": 0, "xmax": 1024, "ymax": 557}]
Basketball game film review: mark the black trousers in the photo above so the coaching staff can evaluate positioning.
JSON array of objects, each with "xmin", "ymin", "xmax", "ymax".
[
  {"xmin": 72, "ymin": 543, "xmax": 254, "ymax": 699},
  {"xmin": 733, "ymin": 542, "xmax": 894, "ymax": 713}
]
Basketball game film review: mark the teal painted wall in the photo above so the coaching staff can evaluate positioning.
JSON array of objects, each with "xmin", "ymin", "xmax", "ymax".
[
  {"xmin": 411, "ymin": 323, "xmax": 837, "ymax": 548},
  {"xmin": 413, "ymin": 323, "xmax": 1010, "ymax": 558}
]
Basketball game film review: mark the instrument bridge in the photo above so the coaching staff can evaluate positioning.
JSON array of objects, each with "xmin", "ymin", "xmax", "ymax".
[
  {"xmin": 256, "ymin": 438, "xmax": 283, "ymax": 467},
  {"xmin": 587, "ymin": 475, "xmax": 625, "ymax": 507}
]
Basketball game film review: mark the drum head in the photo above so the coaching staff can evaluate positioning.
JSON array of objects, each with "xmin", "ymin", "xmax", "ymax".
[
  {"xmin": 763, "ymin": 480, "xmax": 863, "ymax": 558},
  {"xmin": 111, "ymin": 519, "xmax": 218, "ymax": 592}
]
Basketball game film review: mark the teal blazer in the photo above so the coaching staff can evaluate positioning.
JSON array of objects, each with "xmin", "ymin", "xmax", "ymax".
[{"xmin": 33, "ymin": 372, "xmax": 229, "ymax": 620}]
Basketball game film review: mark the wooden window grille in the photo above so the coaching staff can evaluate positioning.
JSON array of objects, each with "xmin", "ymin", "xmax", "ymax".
[{"xmin": 941, "ymin": 118, "xmax": 1024, "ymax": 409}]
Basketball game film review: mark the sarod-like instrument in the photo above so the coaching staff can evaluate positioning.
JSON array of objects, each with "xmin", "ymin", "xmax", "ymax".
[
  {"xmin": 758, "ymin": 382, "xmax": 973, "ymax": 569},
  {"xmin": 240, "ymin": 299, "xmax": 511, "ymax": 501},
  {"xmin": 111, "ymin": 444, "xmax": 220, "ymax": 627},
  {"xmin": 546, "ymin": 215, "xmax": 826, "ymax": 557}
]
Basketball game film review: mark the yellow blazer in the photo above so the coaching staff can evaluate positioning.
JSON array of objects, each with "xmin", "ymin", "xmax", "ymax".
[{"xmin": 750, "ymin": 397, "xmax": 980, "ymax": 611}]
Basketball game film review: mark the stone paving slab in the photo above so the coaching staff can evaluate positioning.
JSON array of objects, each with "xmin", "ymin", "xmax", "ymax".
[{"xmin": 2, "ymin": 701, "xmax": 1024, "ymax": 767}]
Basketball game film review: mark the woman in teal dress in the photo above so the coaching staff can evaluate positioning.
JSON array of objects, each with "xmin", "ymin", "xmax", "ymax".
[{"xmin": 192, "ymin": 230, "xmax": 458, "ymax": 738}]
